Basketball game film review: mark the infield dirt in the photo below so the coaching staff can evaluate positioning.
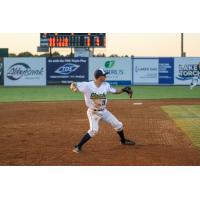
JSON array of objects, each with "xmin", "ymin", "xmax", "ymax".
[{"xmin": 0, "ymin": 99, "xmax": 200, "ymax": 166}]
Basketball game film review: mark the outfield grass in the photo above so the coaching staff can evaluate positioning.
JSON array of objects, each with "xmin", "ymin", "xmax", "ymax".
[
  {"xmin": 162, "ymin": 105, "xmax": 200, "ymax": 149},
  {"xmin": 0, "ymin": 85, "xmax": 200, "ymax": 103}
]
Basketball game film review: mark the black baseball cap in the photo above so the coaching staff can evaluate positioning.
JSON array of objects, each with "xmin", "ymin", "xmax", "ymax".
[{"xmin": 94, "ymin": 68, "xmax": 109, "ymax": 79}]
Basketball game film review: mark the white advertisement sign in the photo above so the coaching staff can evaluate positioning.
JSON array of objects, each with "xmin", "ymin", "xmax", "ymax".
[
  {"xmin": 133, "ymin": 58, "xmax": 159, "ymax": 84},
  {"xmin": 4, "ymin": 57, "xmax": 46, "ymax": 86},
  {"xmin": 174, "ymin": 57, "xmax": 200, "ymax": 85},
  {"xmin": 89, "ymin": 58, "xmax": 132, "ymax": 85}
]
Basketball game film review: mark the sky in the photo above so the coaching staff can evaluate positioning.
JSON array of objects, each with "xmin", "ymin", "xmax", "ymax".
[{"xmin": 0, "ymin": 33, "xmax": 200, "ymax": 57}]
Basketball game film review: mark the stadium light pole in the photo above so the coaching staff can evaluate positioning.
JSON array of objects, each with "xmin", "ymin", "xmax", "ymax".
[{"xmin": 181, "ymin": 33, "xmax": 185, "ymax": 57}]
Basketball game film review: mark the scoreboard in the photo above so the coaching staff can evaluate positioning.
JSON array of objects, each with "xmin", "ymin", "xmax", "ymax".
[{"xmin": 40, "ymin": 33, "xmax": 106, "ymax": 48}]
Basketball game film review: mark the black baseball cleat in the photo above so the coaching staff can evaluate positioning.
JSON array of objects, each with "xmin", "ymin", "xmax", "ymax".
[
  {"xmin": 73, "ymin": 145, "xmax": 82, "ymax": 153},
  {"xmin": 120, "ymin": 139, "xmax": 136, "ymax": 145}
]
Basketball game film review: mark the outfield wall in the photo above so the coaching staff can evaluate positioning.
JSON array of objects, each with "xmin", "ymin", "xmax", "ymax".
[
  {"xmin": 89, "ymin": 57, "xmax": 132, "ymax": 85},
  {"xmin": 2, "ymin": 57, "xmax": 200, "ymax": 86},
  {"xmin": 0, "ymin": 57, "xmax": 3, "ymax": 85},
  {"xmin": 46, "ymin": 57, "xmax": 88, "ymax": 85},
  {"xmin": 174, "ymin": 57, "xmax": 200, "ymax": 85},
  {"xmin": 3, "ymin": 57, "xmax": 46, "ymax": 86}
]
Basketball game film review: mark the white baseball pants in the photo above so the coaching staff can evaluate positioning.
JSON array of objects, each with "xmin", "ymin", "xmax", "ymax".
[{"xmin": 87, "ymin": 108, "xmax": 123, "ymax": 137}]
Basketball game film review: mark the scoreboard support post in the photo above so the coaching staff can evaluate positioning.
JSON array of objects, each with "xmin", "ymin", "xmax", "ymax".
[
  {"xmin": 71, "ymin": 46, "xmax": 73, "ymax": 57},
  {"xmin": 92, "ymin": 47, "xmax": 95, "ymax": 56},
  {"xmin": 50, "ymin": 47, "xmax": 52, "ymax": 57}
]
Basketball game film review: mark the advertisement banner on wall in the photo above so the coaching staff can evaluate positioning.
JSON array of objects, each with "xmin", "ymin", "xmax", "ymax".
[
  {"xmin": 0, "ymin": 58, "xmax": 3, "ymax": 85},
  {"xmin": 89, "ymin": 58, "xmax": 132, "ymax": 85},
  {"xmin": 159, "ymin": 58, "xmax": 174, "ymax": 84},
  {"xmin": 47, "ymin": 57, "xmax": 88, "ymax": 84},
  {"xmin": 4, "ymin": 57, "xmax": 46, "ymax": 86},
  {"xmin": 174, "ymin": 57, "xmax": 200, "ymax": 85},
  {"xmin": 133, "ymin": 58, "xmax": 159, "ymax": 84}
]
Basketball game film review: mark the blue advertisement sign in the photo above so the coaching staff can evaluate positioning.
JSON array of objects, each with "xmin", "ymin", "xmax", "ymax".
[
  {"xmin": 174, "ymin": 57, "xmax": 200, "ymax": 85},
  {"xmin": 47, "ymin": 57, "xmax": 88, "ymax": 84},
  {"xmin": 159, "ymin": 58, "xmax": 174, "ymax": 84}
]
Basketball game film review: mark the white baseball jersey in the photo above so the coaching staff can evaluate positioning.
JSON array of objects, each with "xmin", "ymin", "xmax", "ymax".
[
  {"xmin": 76, "ymin": 81, "xmax": 123, "ymax": 137},
  {"xmin": 77, "ymin": 81, "xmax": 117, "ymax": 110},
  {"xmin": 192, "ymin": 74, "xmax": 199, "ymax": 81},
  {"xmin": 190, "ymin": 74, "xmax": 199, "ymax": 89}
]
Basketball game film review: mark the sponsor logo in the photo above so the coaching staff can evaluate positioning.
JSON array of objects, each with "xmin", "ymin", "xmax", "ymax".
[
  {"xmin": 7, "ymin": 63, "xmax": 44, "ymax": 80},
  {"xmin": 176, "ymin": 64, "xmax": 200, "ymax": 80},
  {"xmin": 135, "ymin": 66, "xmax": 157, "ymax": 72},
  {"xmin": 90, "ymin": 92, "xmax": 106, "ymax": 99},
  {"xmin": 104, "ymin": 69, "xmax": 123, "ymax": 75},
  {"xmin": 54, "ymin": 63, "xmax": 80, "ymax": 75},
  {"xmin": 103, "ymin": 61, "xmax": 124, "ymax": 76},
  {"xmin": 104, "ymin": 60, "xmax": 115, "ymax": 68}
]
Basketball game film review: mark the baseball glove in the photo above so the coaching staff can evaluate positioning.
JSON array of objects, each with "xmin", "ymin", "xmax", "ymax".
[{"xmin": 122, "ymin": 86, "xmax": 133, "ymax": 99}]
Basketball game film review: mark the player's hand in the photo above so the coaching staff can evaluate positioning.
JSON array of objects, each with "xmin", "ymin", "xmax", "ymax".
[
  {"xmin": 122, "ymin": 86, "xmax": 133, "ymax": 99},
  {"xmin": 70, "ymin": 82, "xmax": 78, "ymax": 92}
]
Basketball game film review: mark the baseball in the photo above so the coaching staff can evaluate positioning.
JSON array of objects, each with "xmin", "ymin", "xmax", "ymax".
[{"xmin": 70, "ymin": 82, "xmax": 78, "ymax": 92}]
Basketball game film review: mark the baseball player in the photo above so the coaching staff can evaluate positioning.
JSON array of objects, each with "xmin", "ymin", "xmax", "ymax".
[
  {"xmin": 70, "ymin": 68, "xmax": 135, "ymax": 153},
  {"xmin": 190, "ymin": 64, "xmax": 200, "ymax": 90}
]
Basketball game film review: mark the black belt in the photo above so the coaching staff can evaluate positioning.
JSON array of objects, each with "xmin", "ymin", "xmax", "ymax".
[{"xmin": 93, "ymin": 108, "xmax": 105, "ymax": 111}]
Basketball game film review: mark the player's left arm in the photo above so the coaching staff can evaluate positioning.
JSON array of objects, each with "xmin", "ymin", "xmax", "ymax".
[
  {"xmin": 108, "ymin": 84, "xmax": 133, "ymax": 98},
  {"xmin": 114, "ymin": 89, "xmax": 124, "ymax": 94}
]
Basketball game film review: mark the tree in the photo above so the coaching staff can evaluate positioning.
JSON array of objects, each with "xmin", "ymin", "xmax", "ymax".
[
  {"xmin": 9, "ymin": 53, "xmax": 17, "ymax": 57},
  {"xmin": 109, "ymin": 54, "xmax": 119, "ymax": 57},
  {"xmin": 52, "ymin": 51, "xmax": 61, "ymax": 57},
  {"xmin": 95, "ymin": 53, "xmax": 106, "ymax": 57},
  {"xmin": 18, "ymin": 52, "xmax": 33, "ymax": 57},
  {"xmin": 39, "ymin": 53, "xmax": 51, "ymax": 57},
  {"xmin": 65, "ymin": 53, "xmax": 74, "ymax": 57}
]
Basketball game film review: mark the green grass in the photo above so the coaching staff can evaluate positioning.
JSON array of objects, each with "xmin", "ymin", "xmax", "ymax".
[
  {"xmin": 162, "ymin": 105, "xmax": 200, "ymax": 149},
  {"xmin": 0, "ymin": 85, "xmax": 200, "ymax": 103}
]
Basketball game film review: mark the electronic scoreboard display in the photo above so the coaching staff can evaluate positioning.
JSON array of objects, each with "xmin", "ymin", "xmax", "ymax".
[{"xmin": 40, "ymin": 33, "xmax": 106, "ymax": 48}]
